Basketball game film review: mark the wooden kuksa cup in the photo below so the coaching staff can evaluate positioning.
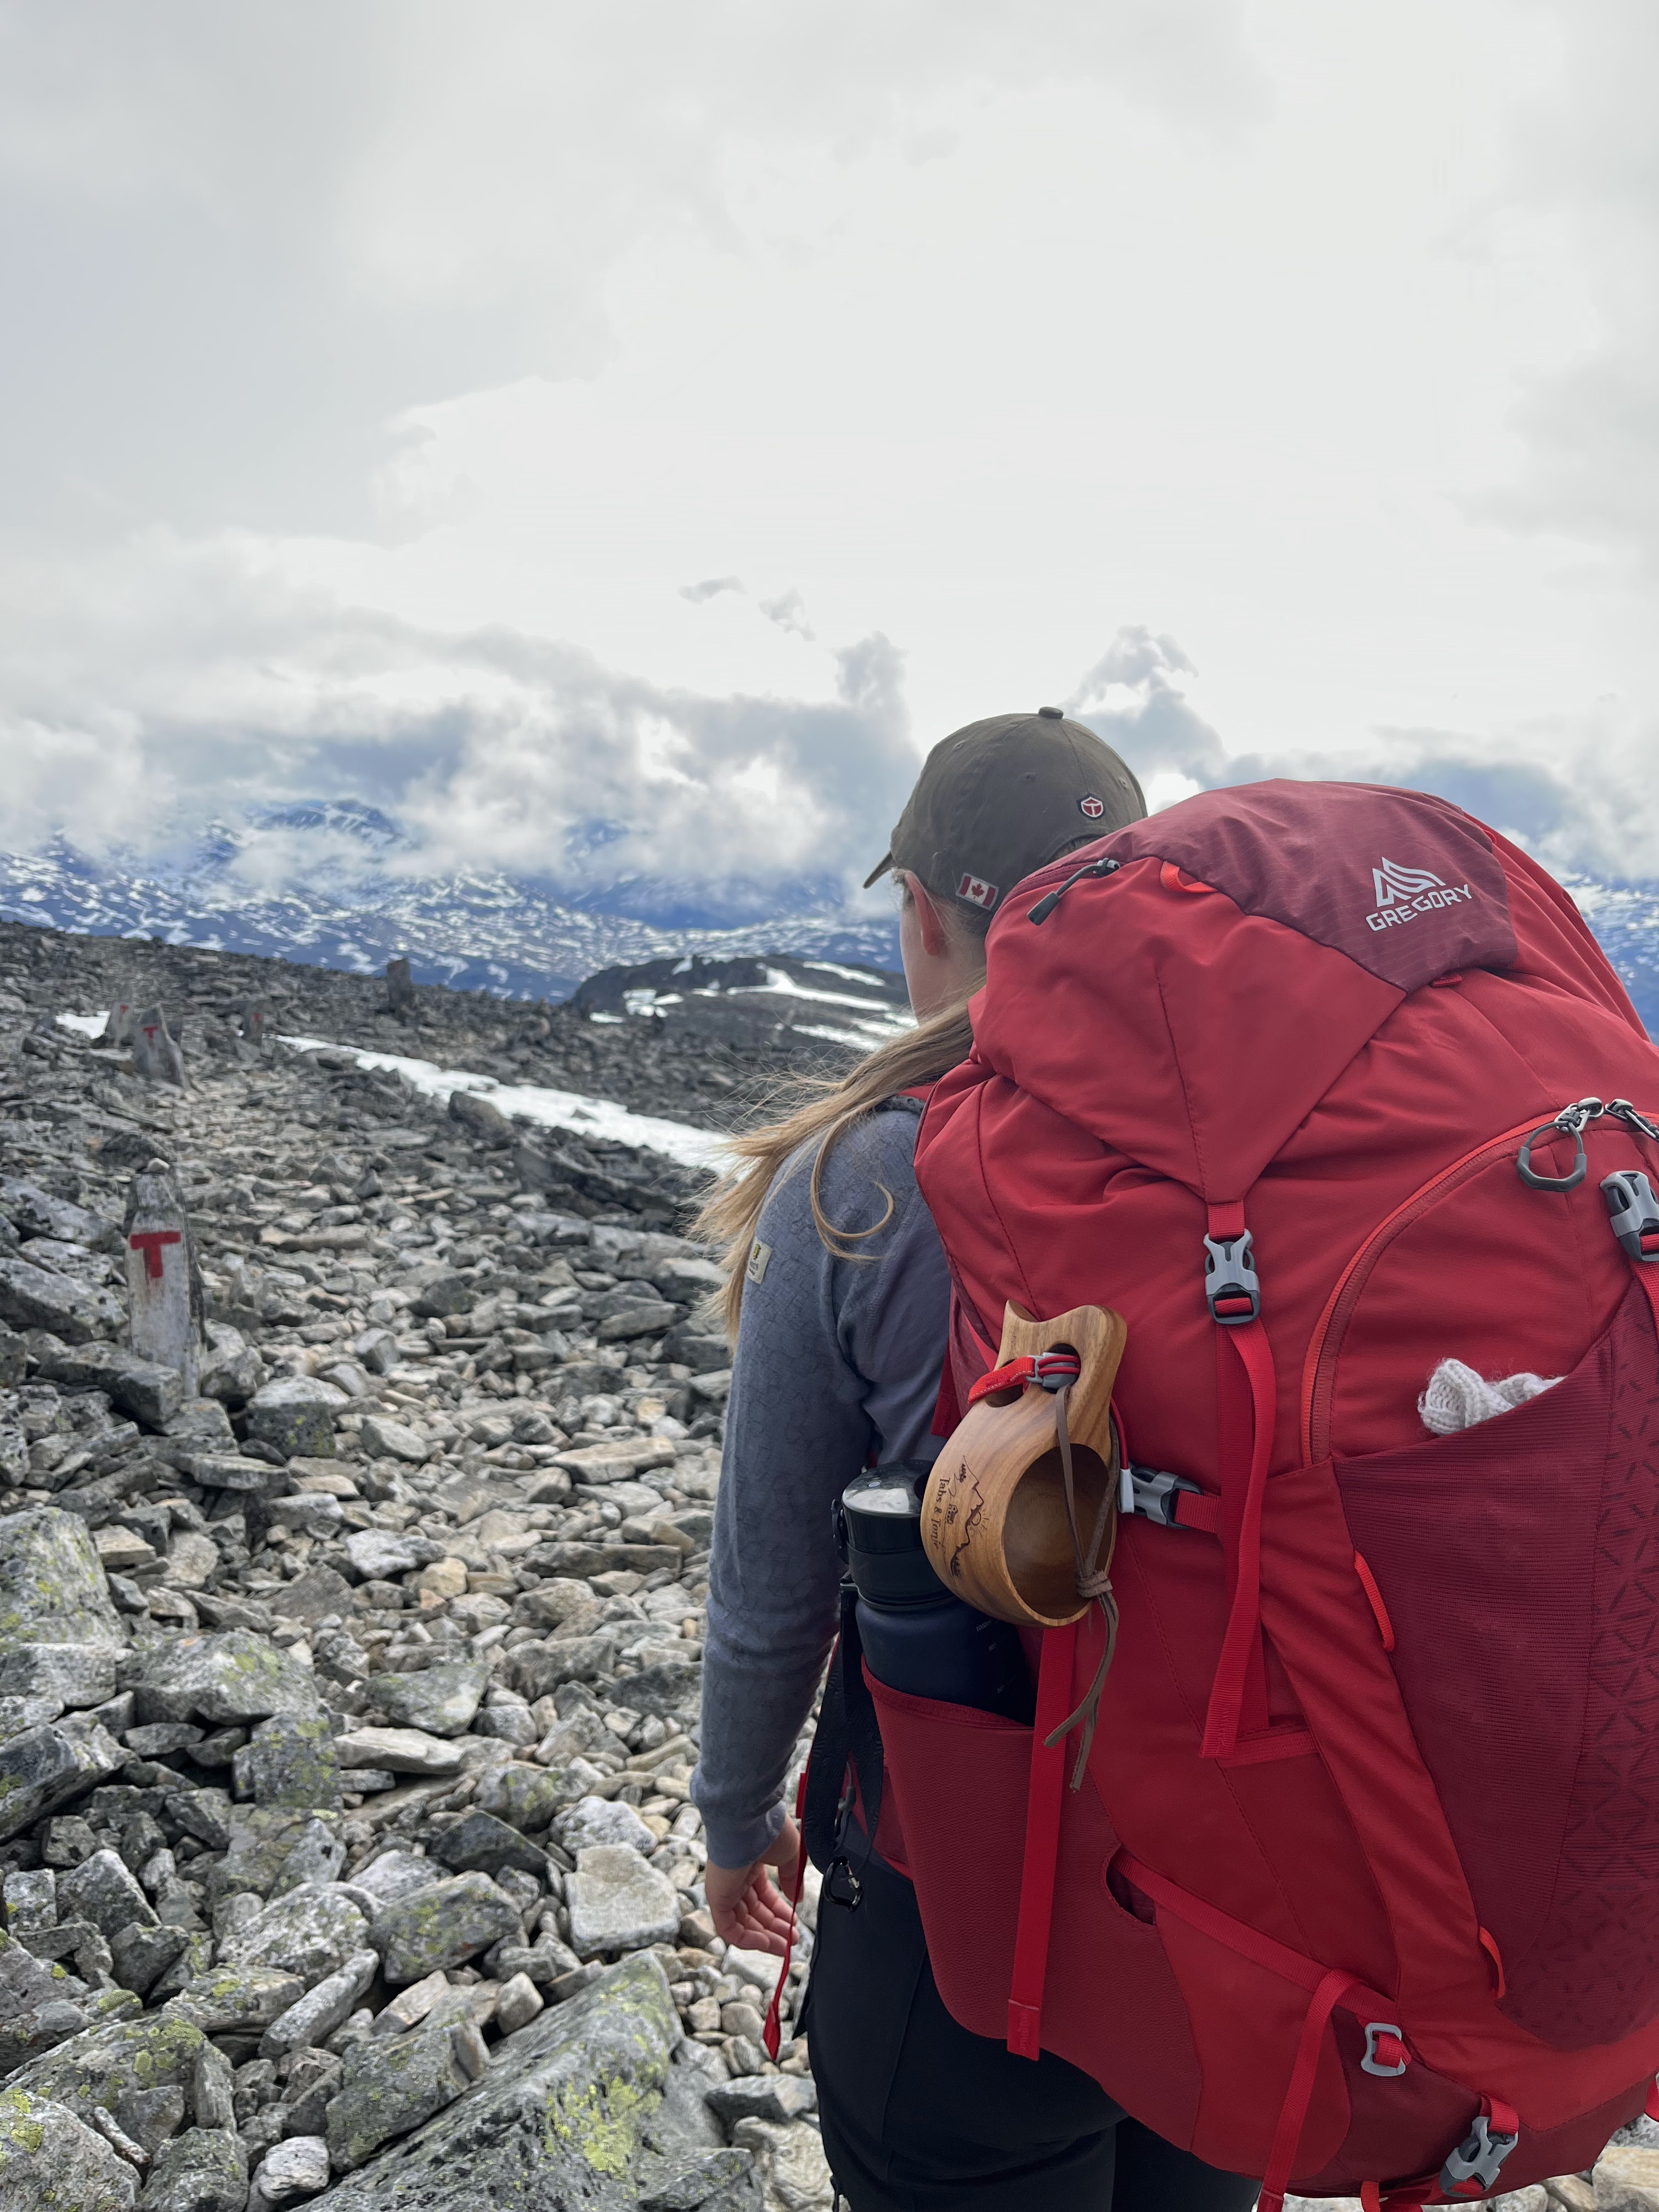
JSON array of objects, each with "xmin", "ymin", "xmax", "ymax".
[{"xmin": 922, "ymin": 1302, "xmax": 1127, "ymax": 1628}]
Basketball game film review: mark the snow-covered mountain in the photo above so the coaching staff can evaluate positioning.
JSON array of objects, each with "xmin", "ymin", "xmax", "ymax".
[
  {"xmin": 0, "ymin": 802, "xmax": 902, "ymax": 1001},
  {"xmin": 2, "ymin": 800, "xmax": 1656, "ymax": 1033}
]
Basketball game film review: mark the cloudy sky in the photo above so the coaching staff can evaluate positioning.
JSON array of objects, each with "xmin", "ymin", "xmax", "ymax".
[{"xmin": 2, "ymin": 0, "xmax": 1657, "ymax": 910}]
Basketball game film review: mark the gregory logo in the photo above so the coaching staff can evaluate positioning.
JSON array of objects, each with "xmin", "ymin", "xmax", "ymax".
[
  {"xmin": 957, "ymin": 873, "xmax": 1001, "ymax": 911},
  {"xmin": 1366, "ymin": 856, "xmax": 1475, "ymax": 934}
]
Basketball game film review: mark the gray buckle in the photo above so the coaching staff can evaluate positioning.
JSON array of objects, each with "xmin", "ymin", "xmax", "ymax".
[
  {"xmin": 1602, "ymin": 1169, "xmax": 1659, "ymax": 1262},
  {"xmin": 1203, "ymin": 1230, "xmax": 1260, "ymax": 1324},
  {"xmin": 1438, "ymin": 2113, "xmax": 1518, "ymax": 2195},
  {"xmin": 1360, "ymin": 2022, "xmax": 1408, "ymax": 2078},
  {"xmin": 1120, "ymin": 1465, "xmax": 1202, "ymax": 1528}
]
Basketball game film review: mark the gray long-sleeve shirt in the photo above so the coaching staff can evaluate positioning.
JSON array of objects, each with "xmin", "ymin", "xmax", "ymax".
[{"xmin": 691, "ymin": 1102, "xmax": 950, "ymax": 1870}]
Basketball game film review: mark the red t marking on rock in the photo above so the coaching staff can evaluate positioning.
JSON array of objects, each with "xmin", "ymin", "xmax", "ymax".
[{"xmin": 128, "ymin": 1229, "xmax": 182, "ymax": 1281}]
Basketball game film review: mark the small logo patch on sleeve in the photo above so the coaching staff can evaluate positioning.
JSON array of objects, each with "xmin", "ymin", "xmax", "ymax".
[{"xmin": 746, "ymin": 1238, "xmax": 772, "ymax": 1285}]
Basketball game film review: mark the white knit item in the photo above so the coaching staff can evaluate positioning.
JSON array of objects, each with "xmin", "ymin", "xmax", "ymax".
[{"xmin": 1418, "ymin": 1358, "xmax": 1561, "ymax": 1437}]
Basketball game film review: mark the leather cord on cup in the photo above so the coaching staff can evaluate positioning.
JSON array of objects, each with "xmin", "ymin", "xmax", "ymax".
[{"xmin": 1042, "ymin": 1381, "xmax": 1119, "ymax": 1788}]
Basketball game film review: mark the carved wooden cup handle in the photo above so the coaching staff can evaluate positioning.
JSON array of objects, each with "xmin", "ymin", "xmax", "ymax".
[{"xmin": 921, "ymin": 1302, "xmax": 1128, "ymax": 1628}]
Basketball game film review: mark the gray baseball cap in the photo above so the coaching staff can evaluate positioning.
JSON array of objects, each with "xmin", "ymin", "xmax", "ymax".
[{"xmin": 864, "ymin": 707, "xmax": 1147, "ymax": 916}]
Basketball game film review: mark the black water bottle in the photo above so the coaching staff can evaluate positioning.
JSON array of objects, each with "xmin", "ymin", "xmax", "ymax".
[{"xmin": 835, "ymin": 1464, "xmax": 1035, "ymax": 1722}]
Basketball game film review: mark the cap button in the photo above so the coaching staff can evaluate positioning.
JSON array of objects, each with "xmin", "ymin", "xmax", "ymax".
[{"xmin": 1037, "ymin": 704, "xmax": 1064, "ymax": 719}]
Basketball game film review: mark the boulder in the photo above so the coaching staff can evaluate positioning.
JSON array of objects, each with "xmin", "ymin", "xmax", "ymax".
[
  {"xmin": 138, "ymin": 2127, "xmax": 248, "ymax": 2212},
  {"xmin": 163, "ymin": 1961, "xmax": 305, "ymax": 2034},
  {"xmin": 0, "ymin": 1258, "xmax": 123, "ymax": 1345},
  {"xmin": 0, "ymin": 1716, "xmax": 125, "ymax": 1842},
  {"xmin": 130, "ymin": 1632, "xmax": 321, "ymax": 1728},
  {"xmin": 306, "ymin": 1955, "xmax": 692, "ymax": 2209},
  {"xmin": 0, "ymin": 1508, "xmax": 125, "ymax": 1652},
  {"xmin": 334, "ymin": 1728, "xmax": 463, "ymax": 1778},
  {"xmin": 220, "ymin": 1887, "xmax": 370, "ymax": 1987},
  {"xmin": 245, "ymin": 1378, "xmax": 345, "ymax": 1463},
  {"xmin": 557, "ymin": 1795, "xmax": 657, "ymax": 1856},
  {"xmin": 254, "ymin": 2134, "xmax": 330, "ymax": 2204},
  {"xmin": 370, "ymin": 1871, "xmax": 521, "ymax": 1985},
  {"xmin": 8, "ymin": 2010, "xmax": 212, "ymax": 2131},
  {"xmin": 341, "ymin": 1531, "xmax": 442, "ymax": 1583},
  {"xmin": 356, "ymin": 1417, "xmax": 428, "ymax": 1465},
  {"xmin": 566, "ymin": 1846, "xmax": 680, "ymax": 1959},
  {"xmin": 324, "ymin": 2012, "xmax": 487, "ymax": 2172},
  {"xmin": 58, "ymin": 1848, "xmax": 155, "ymax": 1940},
  {"xmin": 0, "ymin": 2085, "xmax": 138, "ymax": 2210},
  {"xmin": 471, "ymin": 1762, "xmax": 565, "ymax": 1836},
  {"xmin": 347, "ymin": 1851, "xmax": 441, "ymax": 1908},
  {"xmin": 1598, "ymin": 2148, "xmax": 1659, "ymax": 2211},
  {"xmin": 426, "ymin": 1811, "xmax": 550, "ymax": 1883},
  {"xmin": 232, "ymin": 1716, "xmax": 341, "ymax": 1812},
  {"xmin": 447, "ymin": 1090, "xmax": 510, "ymax": 1146},
  {"xmin": 259, "ymin": 1949, "xmax": 378, "ymax": 2059},
  {"xmin": 0, "ymin": 1643, "xmax": 117, "ymax": 1709},
  {"xmin": 368, "ymin": 1663, "xmax": 488, "ymax": 1740}
]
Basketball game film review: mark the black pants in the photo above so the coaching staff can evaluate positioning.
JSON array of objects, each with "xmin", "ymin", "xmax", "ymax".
[{"xmin": 803, "ymin": 1856, "xmax": 1261, "ymax": 2212}]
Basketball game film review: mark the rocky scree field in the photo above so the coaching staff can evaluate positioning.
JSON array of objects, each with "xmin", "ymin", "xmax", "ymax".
[{"xmin": 0, "ymin": 917, "xmax": 839, "ymax": 2212}]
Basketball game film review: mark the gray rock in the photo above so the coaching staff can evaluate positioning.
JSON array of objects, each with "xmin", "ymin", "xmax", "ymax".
[
  {"xmin": 253, "ymin": 2134, "xmax": 330, "ymax": 2204},
  {"xmin": 109, "ymin": 1922, "xmax": 190, "ymax": 2000},
  {"xmin": 369, "ymin": 1663, "xmax": 488, "ymax": 1741},
  {"xmin": 0, "ymin": 2086, "xmax": 139, "ymax": 2210},
  {"xmin": 259, "ymin": 1949, "xmax": 378, "ymax": 2059},
  {"xmin": 566, "ymin": 1846, "xmax": 680, "ymax": 1959},
  {"xmin": 323, "ymin": 2012, "xmax": 486, "ymax": 2172},
  {"xmin": 163, "ymin": 1961, "xmax": 305, "ymax": 2034},
  {"xmin": 0, "ymin": 1181, "xmax": 121, "ymax": 1254},
  {"xmin": 347, "ymin": 1852, "xmax": 441, "ymax": 1908},
  {"xmin": 659, "ymin": 1324, "xmax": 735, "ymax": 1375},
  {"xmin": 0, "ymin": 1716, "xmax": 125, "ymax": 1842},
  {"xmin": 232, "ymin": 1717, "xmax": 342, "ymax": 1812},
  {"xmin": 307, "ymin": 1955, "xmax": 686, "ymax": 2209},
  {"xmin": 0, "ymin": 1508, "xmax": 126, "ymax": 1651},
  {"xmin": 596, "ymin": 1301, "xmax": 679, "ymax": 1344},
  {"xmin": 221, "ymin": 1888, "xmax": 370, "ymax": 1987},
  {"xmin": 609, "ymin": 1659, "xmax": 701, "ymax": 1723},
  {"xmin": 340, "ymin": 1531, "xmax": 443, "ymax": 1582},
  {"xmin": 0, "ymin": 1642, "xmax": 116, "ymax": 1709},
  {"xmin": 408, "ymin": 1276, "xmax": 473, "ymax": 1322},
  {"xmin": 139, "ymin": 2127, "xmax": 248, "ymax": 2212},
  {"xmin": 283, "ymin": 2050, "xmax": 341, "ymax": 2138},
  {"xmin": 356, "ymin": 1417, "xmax": 428, "ymax": 1465},
  {"xmin": 191, "ymin": 2043, "xmax": 235, "ymax": 2132},
  {"xmin": 333, "ymin": 1728, "xmax": 462, "ymax": 1778},
  {"xmin": 370, "ymin": 1871, "xmax": 522, "ymax": 1985},
  {"xmin": 426, "ymin": 1811, "xmax": 550, "ymax": 1882},
  {"xmin": 704, "ymin": 2075, "xmax": 817, "ymax": 2128},
  {"xmin": 131, "ymin": 1632, "xmax": 321, "ymax": 1728},
  {"xmin": 58, "ymin": 1848, "xmax": 156, "ymax": 1940},
  {"xmin": 471, "ymin": 1763, "xmax": 565, "ymax": 1836},
  {"xmin": 639, "ymin": 2149, "xmax": 759, "ymax": 2212},
  {"xmin": 267, "ymin": 1566, "xmax": 352, "ymax": 1627},
  {"xmin": 0, "ymin": 1257, "xmax": 124, "ymax": 1344},
  {"xmin": 493, "ymin": 1972, "xmax": 544, "ymax": 2036},
  {"xmin": 245, "ymin": 1379, "xmax": 345, "ymax": 1464},
  {"xmin": 448, "ymin": 1090, "xmax": 510, "ymax": 1146},
  {"xmin": 557, "ymin": 1796, "xmax": 657, "ymax": 1856},
  {"xmin": 8, "ymin": 2010, "xmax": 213, "ymax": 2131}
]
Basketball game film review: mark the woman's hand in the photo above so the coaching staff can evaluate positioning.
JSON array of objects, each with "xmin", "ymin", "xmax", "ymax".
[{"xmin": 703, "ymin": 1813, "xmax": 802, "ymax": 1959}]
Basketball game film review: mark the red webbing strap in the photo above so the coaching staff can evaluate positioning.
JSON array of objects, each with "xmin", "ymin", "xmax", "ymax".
[
  {"xmin": 1202, "ymin": 1203, "xmax": 1277, "ymax": 1759},
  {"xmin": 1258, "ymin": 1965, "xmax": 1362, "ymax": 2212},
  {"xmin": 1006, "ymin": 1621, "xmax": 1078, "ymax": 2059},
  {"xmin": 1631, "ymin": 1261, "xmax": 1659, "ymax": 1340},
  {"xmin": 762, "ymin": 1769, "xmax": 810, "ymax": 2061},
  {"xmin": 1172, "ymin": 1490, "xmax": 1222, "ymax": 1533}
]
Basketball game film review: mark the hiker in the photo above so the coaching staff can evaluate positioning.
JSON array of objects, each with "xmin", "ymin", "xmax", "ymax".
[{"xmin": 690, "ymin": 710, "xmax": 1260, "ymax": 2211}]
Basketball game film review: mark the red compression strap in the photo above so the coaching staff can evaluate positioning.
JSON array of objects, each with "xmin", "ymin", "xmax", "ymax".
[
  {"xmin": 762, "ymin": 1770, "xmax": 810, "ymax": 2062},
  {"xmin": 1007, "ymin": 1621, "xmax": 1078, "ymax": 2058},
  {"xmin": 1203, "ymin": 1306, "xmax": 1277, "ymax": 1759},
  {"xmin": 1631, "ymin": 1261, "xmax": 1659, "ymax": 1341},
  {"xmin": 1258, "ymin": 1966, "xmax": 1362, "ymax": 2212},
  {"xmin": 1172, "ymin": 1491, "xmax": 1222, "ymax": 1534}
]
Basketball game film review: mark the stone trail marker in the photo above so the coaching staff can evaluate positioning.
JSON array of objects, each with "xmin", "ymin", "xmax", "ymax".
[
  {"xmin": 124, "ymin": 1163, "xmax": 202, "ymax": 1395},
  {"xmin": 386, "ymin": 957, "xmax": 416, "ymax": 1018},
  {"xmin": 240, "ymin": 999, "xmax": 270, "ymax": 1048},
  {"xmin": 102, "ymin": 989, "xmax": 139, "ymax": 1049},
  {"xmin": 131, "ymin": 1003, "xmax": 188, "ymax": 1087}
]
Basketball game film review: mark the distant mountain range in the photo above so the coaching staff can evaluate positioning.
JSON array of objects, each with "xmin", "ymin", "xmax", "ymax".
[
  {"xmin": 0, "ymin": 802, "xmax": 902, "ymax": 1001},
  {"xmin": 1, "ymin": 800, "xmax": 1656, "ymax": 1034}
]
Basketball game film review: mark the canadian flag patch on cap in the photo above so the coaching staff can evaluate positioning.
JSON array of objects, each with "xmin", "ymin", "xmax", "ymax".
[{"xmin": 957, "ymin": 873, "xmax": 1000, "ymax": 911}]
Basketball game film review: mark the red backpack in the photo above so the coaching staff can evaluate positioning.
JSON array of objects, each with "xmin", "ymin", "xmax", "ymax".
[{"xmin": 879, "ymin": 780, "xmax": 1659, "ymax": 2210}]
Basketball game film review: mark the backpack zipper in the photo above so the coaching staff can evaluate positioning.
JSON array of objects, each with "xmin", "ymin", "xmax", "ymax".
[{"xmin": 1300, "ymin": 1115, "xmax": 1556, "ymax": 1465}]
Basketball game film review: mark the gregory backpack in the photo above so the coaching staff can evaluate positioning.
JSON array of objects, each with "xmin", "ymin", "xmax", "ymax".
[{"xmin": 874, "ymin": 780, "xmax": 1659, "ymax": 2210}]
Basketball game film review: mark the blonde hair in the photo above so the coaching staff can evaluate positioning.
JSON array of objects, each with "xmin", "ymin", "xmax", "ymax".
[{"xmin": 695, "ymin": 891, "xmax": 989, "ymax": 1338}]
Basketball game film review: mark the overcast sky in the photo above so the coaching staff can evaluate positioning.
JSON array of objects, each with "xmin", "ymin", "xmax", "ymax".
[{"xmin": 2, "ymin": 1, "xmax": 1657, "ymax": 905}]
